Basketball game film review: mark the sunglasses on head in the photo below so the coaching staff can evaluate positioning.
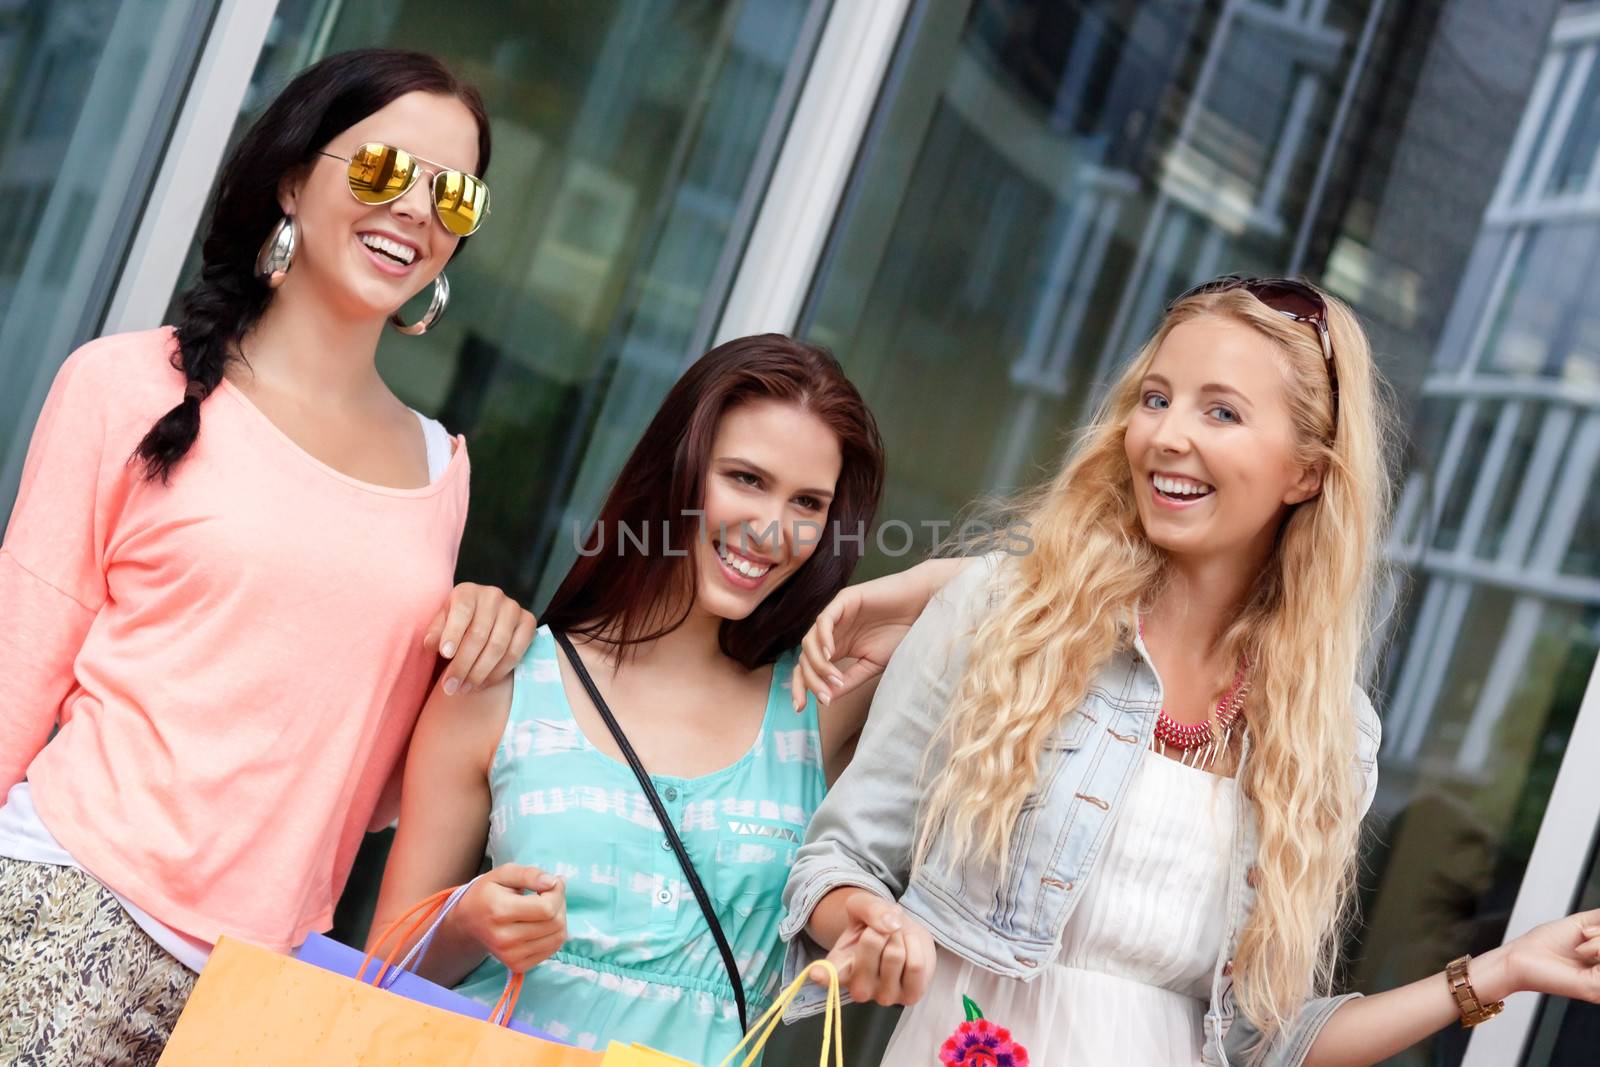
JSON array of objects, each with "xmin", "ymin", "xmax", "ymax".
[
  {"xmin": 318, "ymin": 141, "xmax": 490, "ymax": 237},
  {"xmin": 1170, "ymin": 274, "xmax": 1339, "ymax": 426}
]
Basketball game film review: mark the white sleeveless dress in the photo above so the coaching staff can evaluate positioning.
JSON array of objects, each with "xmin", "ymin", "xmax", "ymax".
[{"xmin": 885, "ymin": 749, "xmax": 1238, "ymax": 1066}]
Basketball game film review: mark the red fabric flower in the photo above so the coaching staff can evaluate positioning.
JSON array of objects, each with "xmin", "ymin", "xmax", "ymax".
[{"xmin": 938, "ymin": 996, "xmax": 1029, "ymax": 1066}]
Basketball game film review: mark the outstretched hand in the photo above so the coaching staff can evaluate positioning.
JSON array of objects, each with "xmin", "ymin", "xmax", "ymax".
[{"xmin": 1502, "ymin": 908, "xmax": 1600, "ymax": 1004}]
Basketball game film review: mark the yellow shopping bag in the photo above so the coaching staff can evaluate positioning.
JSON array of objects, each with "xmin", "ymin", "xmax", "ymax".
[{"xmin": 599, "ymin": 960, "xmax": 845, "ymax": 1067}]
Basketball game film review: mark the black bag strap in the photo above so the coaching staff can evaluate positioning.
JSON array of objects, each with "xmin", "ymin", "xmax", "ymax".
[{"xmin": 552, "ymin": 630, "xmax": 749, "ymax": 1033}]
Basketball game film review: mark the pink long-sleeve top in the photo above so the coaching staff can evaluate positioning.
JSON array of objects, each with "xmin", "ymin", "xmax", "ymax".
[{"xmin": 0, "ymin": 327, "xmax": 469, "ymax": 951}]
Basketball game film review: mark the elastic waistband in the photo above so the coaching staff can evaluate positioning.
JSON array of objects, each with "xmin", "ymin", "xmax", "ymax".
[{"xmin": 537, "ymin": 950, "xmax": 777, "ymax": 1011}]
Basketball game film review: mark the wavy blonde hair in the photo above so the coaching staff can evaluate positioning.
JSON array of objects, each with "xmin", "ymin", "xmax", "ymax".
[{"xmin": 917, "ymin": 286, "xmax": 1393, "ymax": 1040}]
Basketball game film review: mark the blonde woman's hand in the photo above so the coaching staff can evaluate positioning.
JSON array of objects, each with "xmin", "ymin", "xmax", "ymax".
[
  {"xmin": 1304, "ymin": 907, "xmax": 1599, "ymax": 1067},
  {"xmin": 790, "ymin": 558, "xmax": 972, "ymax": 711},
  {"xmin": 809, "ymin": 888, "xmax": 936, "ymax": 1006},
  {"xmin": 425, "ymin": 583, "xmax": 537, "ymax": 695},
  {"xmin": 1493, "ymin": 908, "xmax": 1600, "ymax": 1005},
  {"xmin": 451, "ymin": 864, "xmax": 567, "ymax": 974}
]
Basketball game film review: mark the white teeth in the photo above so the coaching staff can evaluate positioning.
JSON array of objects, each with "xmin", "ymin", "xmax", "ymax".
[
  {"xmin": 1154, "ymin": 474, "xmax": 1214, "ymax": 497},
  {"xmin": 717, "ymin": 542, "xmax": 771, "ymax": 578},
  {"xmin": 359, "ymin": 233, "xmax": 416, "ymax": 265}
]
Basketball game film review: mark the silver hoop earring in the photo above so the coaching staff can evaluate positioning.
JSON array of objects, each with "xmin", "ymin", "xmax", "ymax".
[
  {"xmin": 254, "ymin": 216, "xmax": 297, "ymax": 288},
  {"xmin": 391, "ymin": 273, "xmax": 449, "ymax": 336}
]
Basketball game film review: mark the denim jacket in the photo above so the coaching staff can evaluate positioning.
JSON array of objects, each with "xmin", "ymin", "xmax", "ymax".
[{"xmin": 779, "ymin": 555, "xmax": 1381, "ymax": 1066}]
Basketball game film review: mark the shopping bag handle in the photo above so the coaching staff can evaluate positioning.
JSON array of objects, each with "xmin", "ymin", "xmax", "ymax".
[
  {"xmin": 360, "ymin": 887, "xmax": 454, "ymax": 986},
  {"xmin": 716, "ymin": 960, "xmax": 844, "ymax": 1067},
  {"xmin": 391, "ymin": 877, "xmax": 479, "ymax": 980},
  {"xmin": 357, "ymin": 876, "xmax": 525, "ymax": 1027},
  {"xmin": 364, "ymin": 874, "xmax": 488, "ymax": 987},
  {"xmin": 488, "ymin": 971, "xmax": 525, "ymax": 1027}
]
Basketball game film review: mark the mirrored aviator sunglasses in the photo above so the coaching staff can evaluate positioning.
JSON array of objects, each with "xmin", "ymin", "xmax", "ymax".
[
  {"xmin": 319, "ymin": 141, "xmax": 490, "ymax": 237},
  {"xmin": 1169, "ymin": 274, "xmax": 1339, "ymax": 426}
]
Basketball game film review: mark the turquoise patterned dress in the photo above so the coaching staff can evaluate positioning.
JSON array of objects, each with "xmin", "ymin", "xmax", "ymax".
[{"xmin": 455, "ymin": 627, "xmax": 826, "ymax": 1061}]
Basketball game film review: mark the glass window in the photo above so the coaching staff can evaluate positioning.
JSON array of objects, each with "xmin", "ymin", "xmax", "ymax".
[
  {"xmin": 1562, "ymin": 444, "xmax": 1600, "ymax": 579},
  {"xmin": 791, "ymin": 2, "xmax": 1600, "ymax": 1064},
  {"xmin": 0, "ymin": 0, "xmax": 217, "ymax": 514},
  {"xmin": 1479, "ymin": 221, "xmax": 1600, "ymax": 382},
  {"xmin": 1508, "ymin": 49, "xmax": 1572, "ymax": 207},
  {"xmin": 1546, "ymin": 52, "xmax": 1600, "ymax": 196},
  {"xmin": 1473, "ymin": 403, "xmax": 1541, "ymax": 564},
  {"xmin": 1429, "ymin": 402, "xmax": 1503, "ymax": 555}
]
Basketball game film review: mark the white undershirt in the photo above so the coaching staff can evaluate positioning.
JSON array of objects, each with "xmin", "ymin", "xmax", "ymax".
[
  {"xmin": 0, "ymin": 410, "xmax": 455, "ymax": 972},
  {"xmin": 414, "ymin": 409, "xmax": 452, "ymax": 482},
  {"xmin": 0, "ymin": 782, "xmax": 214, "ymax": 971}
]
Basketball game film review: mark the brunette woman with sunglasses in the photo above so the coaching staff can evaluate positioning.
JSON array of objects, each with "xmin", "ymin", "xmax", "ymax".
[{"xmin": 0, "ymin": 50, "xmax": 532, "ymax": 1064}]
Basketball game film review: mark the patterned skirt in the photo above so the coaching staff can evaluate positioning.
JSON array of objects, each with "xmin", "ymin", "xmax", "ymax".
[{"xmin": 0, "ymin": 857, "xmax": 196, "ymax": 1066}]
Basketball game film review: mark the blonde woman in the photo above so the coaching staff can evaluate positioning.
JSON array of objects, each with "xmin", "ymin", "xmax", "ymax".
[{"xmin": 777, "ymin": 278, "xmax": 1600, "ymax": 1066}]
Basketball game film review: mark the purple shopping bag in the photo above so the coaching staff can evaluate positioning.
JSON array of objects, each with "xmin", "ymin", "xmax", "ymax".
[{"xmin": 293, "ymin": 877, "xmax": 568, "ymax": 1044}]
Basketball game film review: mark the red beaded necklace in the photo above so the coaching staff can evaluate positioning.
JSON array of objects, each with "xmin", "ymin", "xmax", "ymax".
[{"xmin": 1137, "ymin": 618, "xmax": 1249, "ymax": 770}]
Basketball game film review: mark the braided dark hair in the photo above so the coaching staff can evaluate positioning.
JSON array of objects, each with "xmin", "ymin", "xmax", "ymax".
[{"xmin": 134, "ymin": 48, "xmax": 491, "ymax": 481}]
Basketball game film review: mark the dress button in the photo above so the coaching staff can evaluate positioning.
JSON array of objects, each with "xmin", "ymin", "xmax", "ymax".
[
  {"xmin": 656, "ymin": 888, "xmax": 674, "ymax": 905},
  {"xmin": 660, "ymin": 838, "xmax": 673, "ymax": 851},
  {"xmin": 664, "ymin": 787, "xmax": 679, "ymax": 802}
]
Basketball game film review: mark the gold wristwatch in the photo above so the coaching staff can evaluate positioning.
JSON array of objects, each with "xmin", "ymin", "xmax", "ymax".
[{"xmin": 1445, "ymin": 955, "xmax": 1504, "ymax": 1027}]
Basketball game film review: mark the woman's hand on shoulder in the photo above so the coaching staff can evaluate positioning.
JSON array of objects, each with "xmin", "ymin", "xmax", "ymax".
[
  {"xmin": 789, "ymin": 557, "xmax": 974, "ymax": 712},
  {"xmin": 426, "ymin": 583, "xmax": 537, "ymax": 696},
  {"xmin": 810, "ymin": 887, "xmax": 936, "ymax": 1007},
  {"xmin": 449, "ymin": 864, "xmax": 568, "ymax": 975}
]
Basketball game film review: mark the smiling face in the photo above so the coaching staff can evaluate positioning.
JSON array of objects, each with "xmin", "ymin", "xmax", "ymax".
[
  {"xmin": 278, "ymin": 90, "xmax": 481, "ymax": 322},
  {"xmin": 1123, "ymin": 315, "xmax": 1324, "ymax": 565},
  {"xmin": 693, "ymin": 399, "xmax": 843, "ymax": 622}
]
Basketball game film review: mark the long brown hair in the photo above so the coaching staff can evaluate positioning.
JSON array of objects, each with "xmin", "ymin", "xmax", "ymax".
[{"xmin": 542, "ymin": 334, "xmax": 885, "ymax": 669}]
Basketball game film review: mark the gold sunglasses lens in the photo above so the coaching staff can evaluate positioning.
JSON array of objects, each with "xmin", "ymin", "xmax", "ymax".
[
  {"xmin": 346, "ymin": 142, "xmax": 416, "ymax": 204},
  {"xmin": 433, "ymin": 170, "xmax": 489, "ymax": 236}
]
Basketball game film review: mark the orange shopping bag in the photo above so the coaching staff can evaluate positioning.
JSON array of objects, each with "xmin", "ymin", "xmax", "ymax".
[
  {"xmin": 158, "ymin": 888, "xmax": 602, "ymax": 1066},
  {"xmin": 599, "ymin": 960, "xmax": 845, "ymax": 1067}
]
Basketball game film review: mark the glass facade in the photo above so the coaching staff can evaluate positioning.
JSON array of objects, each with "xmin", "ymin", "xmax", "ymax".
[
  {"xmin": 1, "ymin": 1, "xmax": 1598, "ymax": 1063},
  {"xmin": 0, "ymin": 0, "xmax": 217, "ymax": 511}
]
